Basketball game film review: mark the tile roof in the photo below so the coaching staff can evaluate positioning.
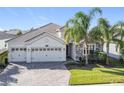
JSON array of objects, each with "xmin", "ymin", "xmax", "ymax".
[
  {"xmin": 7, "ymin": 23, "xmax": 61, "ymax": 42},
  {"xmin": 0, "ymin": 31, "xmax": 16, "ymax": 40}
]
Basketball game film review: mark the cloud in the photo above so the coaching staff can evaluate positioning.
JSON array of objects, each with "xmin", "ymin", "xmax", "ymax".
[{"xmin": 0, "ymin": 28, "xmax": 4, "ymax": 31}]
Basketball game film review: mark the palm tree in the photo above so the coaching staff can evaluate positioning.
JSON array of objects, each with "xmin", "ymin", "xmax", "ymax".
[
  {"xmin": 64, "ymin": 8, "xmax": 102, "ymax": 65},
  {"xmin": 112, "ymin": 21, "xmax": 124, "ymax": 59},
  {"xmin": 90, "ymin": 18, "xmax": 118, "ymax": 65}
]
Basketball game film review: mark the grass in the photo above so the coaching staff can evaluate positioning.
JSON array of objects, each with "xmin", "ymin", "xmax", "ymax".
[{"xmin": 65, "ymin": 60, "xmax": 124, "ymax": 85}]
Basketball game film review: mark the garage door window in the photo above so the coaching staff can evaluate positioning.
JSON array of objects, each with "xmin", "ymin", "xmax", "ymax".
[
  {"xmin": 40, "ymin": 48, "xmax": 42, "ymax": 51},
  {"xmin": 43, "ymin": 48, "xmax": 46, "ymax": 51},
  {"xmin": 20, "ymin": 48, "xmax": 23, "ymax": 51},
  {"xmin": 11, "ymin": 48, "xmax": 15, "ymax": 51},
  {"xmin": 16, "ymin": 48, "xmax": 18, "ymax": 51},
  {"xmin": 55, "ymin": 48, "xmax": 58, "ymax": 51},
  {"xmin": 51, "ymin": 48, "xmax": 54, "ymax": 51},
  {"xmin": 35, "ymin": 48, "xmax": 38, "ymax": 51},
  {"xmin": 47, "ymin": 48, "xmax": 50, "ymax": 51},
  {"xmin": 58, "ymin": 48, "xmax": 61, "ymax": 51},
  {"xmin": 24, "ymin": 48, "xmax": 26, "ymax": 51},
  {"xmin": 32, "ymin": 48, "xmax": 34, "ymax": 52}
]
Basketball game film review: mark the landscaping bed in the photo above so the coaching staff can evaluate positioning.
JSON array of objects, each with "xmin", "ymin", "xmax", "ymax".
[
  {"xmin": 65, "ymin": 59, "xmax": 124, "ymax": 85},
  {"xmin": 0, "ymin": 51, "xmax": 8, "ymax": 73}
]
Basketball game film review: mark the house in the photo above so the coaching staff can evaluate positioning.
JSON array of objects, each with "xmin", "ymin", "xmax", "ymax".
[
  {"xmin": 0, "ymin": 31, "xmax": 16, "ymax": 52},
  {"xmin": 4, "ymin": 29, "xmax": 22, "ymax": 35},
  {"xmin": 103, "ymin": 43, "xmax": 121, "ymax": 59},
  {"xmin": 6, "ymin": 23, "xmax": 97, "ymax": 63}
]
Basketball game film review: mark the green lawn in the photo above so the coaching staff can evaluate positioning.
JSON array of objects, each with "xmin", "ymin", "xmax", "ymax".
[{"xmin": 65, "ymin": 61, "xmax": 124, "ymax": 85}]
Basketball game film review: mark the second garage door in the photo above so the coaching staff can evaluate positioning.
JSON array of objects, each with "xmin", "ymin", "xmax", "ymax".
[{"xmin": 31, "ymin": 47, "xmax": 65, "ymax": 62}]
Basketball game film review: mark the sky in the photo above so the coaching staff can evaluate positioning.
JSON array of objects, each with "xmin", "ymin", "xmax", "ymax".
[{"xmin": 0, "ymin": 7, "xmax": 124, "ymax": 31}]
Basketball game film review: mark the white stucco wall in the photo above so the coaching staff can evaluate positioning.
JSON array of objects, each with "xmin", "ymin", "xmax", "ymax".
[
  {"xmin": 8, "ymin": 33, "xmax": 66, "ymax": 63},
  {"xmin": 103, "ymin": 43, "xmax": 120, "ymax": 59},
  {"xmin": 0, "ymin": 39, "xmax": 10, "ymax": 50},
  {"xmin": 28, "ymin": 35, "xmax": 66, "ymax": 62}
]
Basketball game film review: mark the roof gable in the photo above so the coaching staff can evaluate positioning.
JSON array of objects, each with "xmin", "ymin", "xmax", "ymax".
[
  {"xmin": 25, "ymin": 32, "xmax": 65, "ymax": 45},
  {"xmin": 6, "ymin": 23, "xmax": 61, "ymax": 43}
]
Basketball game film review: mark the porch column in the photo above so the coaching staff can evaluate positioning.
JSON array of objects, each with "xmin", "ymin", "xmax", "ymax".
[
  {"xmin": 26, "ymin": 47, "xmax": 31, "ymax": 63},
  {"xmin": 73, "ymin": 44, "xmax": 77, "ymax": 61}
]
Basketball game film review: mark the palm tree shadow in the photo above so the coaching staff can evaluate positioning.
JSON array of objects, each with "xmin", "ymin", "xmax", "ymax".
[
  {"xmin": 0, "ymin": 64, "xmax": 20, "ymax": 86},
  {"xmin": 65, "ymin": 62, "xmax": 96, "ymax": 70},
  {"xmin": 100, "ymin": 69, "xmax": 124, "ymax": 76}
]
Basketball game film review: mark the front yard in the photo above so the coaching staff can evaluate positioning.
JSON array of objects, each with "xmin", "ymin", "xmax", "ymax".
[{"xmin": 65, "ymin": 60, "xmax": 124, "ymax": 85}]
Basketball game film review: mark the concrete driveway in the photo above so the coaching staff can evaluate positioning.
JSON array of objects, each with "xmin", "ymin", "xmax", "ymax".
[{"xmin": 0, "ymin": 62, "xmax": 70, "ymax": 86}]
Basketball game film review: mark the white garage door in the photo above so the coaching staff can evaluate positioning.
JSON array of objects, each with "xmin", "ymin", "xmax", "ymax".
[
  {"xmin": 31, "ymin": 47, "xmax": 65, "ymax": 62},
  {"xmin": 11, "ymin": 48, "xmax": 26, "ymax": 62}
]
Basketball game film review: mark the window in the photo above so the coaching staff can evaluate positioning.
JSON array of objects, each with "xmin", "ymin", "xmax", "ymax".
[
  {"xmin": 84, "ymin": 50, "xmax": 85, "ymax": 54},
  {"xmin": 16, "ymin": 48, "xmax": 18, "ymax": 51},
  {"xmin": 51, "ymin": 48, "xmax": 54, "ymax": 51},
  {"xmin": 43, "ymin": 48, "xmax": 46, "ymax": 51},
  {"xmin": 90, "ymin": 50, "xmax": 94, "ymax": 55},
  {"xmin": 24, "ymin": 48, "xmax": 26, "ymax": 51},
  {"xmin": 40, "ymin": 48, "xmax": 42, "ymax": 51},
  {"xmin": 35, "ymin": 48, "xmax": 38, "ymax": 51},
  {"xmin": 55, "ymin": 48, "xmax": 57, "ymax": 51},
  {"xmin": 32, "ymin": 48, "xmax": 34, "ymax": 51},
  {"xmin": 11, "ymin": 48, "xmax": 15, "ymax": 51},
  {"xmin": 20, "ymin": 48, "xmax": 23, "ymax": 51},
  {"xmin": 5, "ymin": 44, "xmax": 7, "ymax": 48},
  {"xmin": 47, "ymin": 48, "xmax": 50, "ymax": 51},
  {"xmin": 45, "ymin": 45, "xmax": 48, "ymax": 47},
  {"xmin": 116, "ymin": 45, "xmax": 118, "ymax": 52},
  {"xmin": 93, "ymin": 45, "xmax": 94, "ymax": 50},
  {"xmin": 58, "ymin": 48, "xmax": 61, "ymax": 51}
]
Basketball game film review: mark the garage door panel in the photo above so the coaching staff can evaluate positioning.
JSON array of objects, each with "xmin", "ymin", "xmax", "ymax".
[
  {"xmin": 31, "ymin": 48, "xmax": 65, "ymax": 62},
  {"xmin": 11, "ymin": 48, "xmax": 26, "ymax": 62}
]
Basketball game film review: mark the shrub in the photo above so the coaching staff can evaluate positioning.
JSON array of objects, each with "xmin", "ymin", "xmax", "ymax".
[
  {"xmin": 79, "ymin": 57, "xmax": 85, "ymax": 65},
  {"xmin": 0, "ymin": 51, "xmax": 8, "ymax": 67},
  {"xmin": 95, "ymin": 51, "xmax": 107, "ymax": 60}
]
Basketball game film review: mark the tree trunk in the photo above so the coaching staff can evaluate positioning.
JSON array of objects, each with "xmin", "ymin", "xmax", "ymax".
[
  {"xmin": 85, "ymin": 42, "xmax": 88, "ymax": 65},
  {"xmin": 106, "ymin": 42, "xmax": 109, "ymax": 65}
]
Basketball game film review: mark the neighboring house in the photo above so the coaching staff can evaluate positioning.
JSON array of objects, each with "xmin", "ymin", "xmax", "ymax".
[
  {"xmin": 4, "ymin": 29, "xmax": 22, "ymax": 35},
  {"xmin": 6, "ymin": 23, "xmax": 98, "ymax": 63},
  {"xmin": 0, "ymin": 31, "xmax": 16, "ymax": 52},
  {"xmin": 103, "ymin": 43, "xmax": 120, "ymax": 59}
]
